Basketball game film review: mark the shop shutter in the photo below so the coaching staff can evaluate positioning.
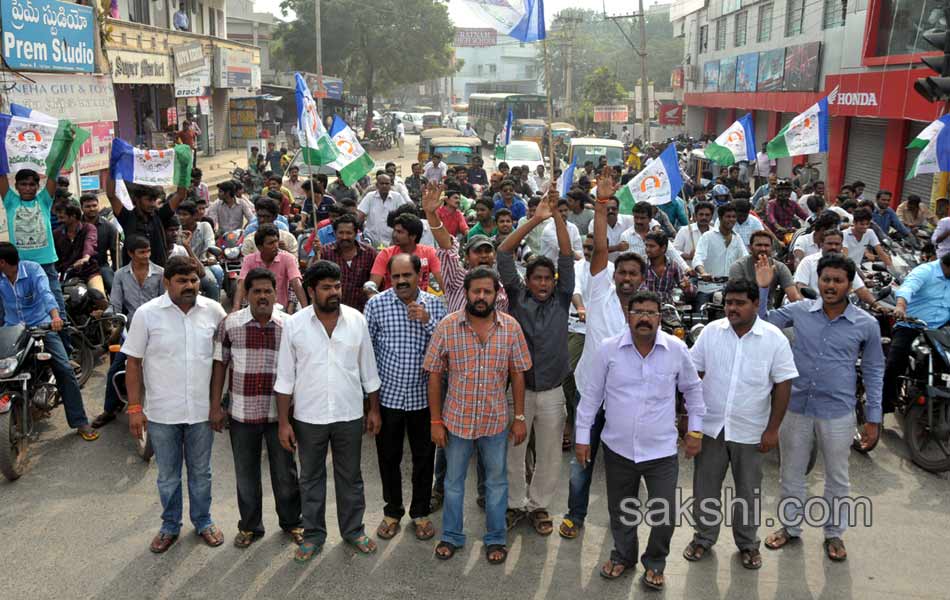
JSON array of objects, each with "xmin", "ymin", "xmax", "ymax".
[
  {"xmin": 902, "ymin": 121, "xmax": 936, "ymax": 203},
  {"xmin": 844, "ymin": 118, "xmax": 886, "ymax": 196}
]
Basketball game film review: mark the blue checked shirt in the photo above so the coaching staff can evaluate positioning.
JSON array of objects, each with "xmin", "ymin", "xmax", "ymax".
[{"xmin": 364, "ymin": 288, "xmax": 448, "ymax": 411}]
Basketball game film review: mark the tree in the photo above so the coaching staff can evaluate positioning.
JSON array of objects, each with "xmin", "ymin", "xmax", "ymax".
[
  {"xmin": 582, "ymin": 67, "xmax": 626, "ymax": 106},
  {"xmin": 272, "ymin": 0, "xmax": 456, "ymax": 130}
]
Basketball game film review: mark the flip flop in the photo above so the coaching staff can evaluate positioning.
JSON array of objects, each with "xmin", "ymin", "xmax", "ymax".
[
  {"xmin": 77, "ymin": 426, "xmax": 99, "ymax": 441},
  {"xmin": 435, "ymin": 541, "xmax": 458, "ymax": 560},
  {"xmin": 640, "ymin": 569, "xmax": 665, "ymax": 590},
  {"xmin": 294, "ymin": 542, "xmax": 321, "ymax": 563},
  {"xmin": 485, "ymin": 544, "xmax": 508, "ymax": 565},
  {"xmin": 348, "ymin": 534, "xmax": 377, "ymax": 555},
  {"xmin": 599, "ymin": 559, "xmax": 631, "ymax": 580}
]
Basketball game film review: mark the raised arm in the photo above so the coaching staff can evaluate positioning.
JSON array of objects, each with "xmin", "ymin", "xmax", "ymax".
[
  {"xmin": 421, "ymin": 182, "xmax": 453, "ymax": 250},
  {"xmin": 105, "ymin": 176, "xmax": 125, "ymax": 216},
  {"xmin": 498, "ymin": 190, "xmax": 553, "ymax": 254},
  {"xmin": 590, "ymin": 169, "xmax": 619, "ymax": 276}
]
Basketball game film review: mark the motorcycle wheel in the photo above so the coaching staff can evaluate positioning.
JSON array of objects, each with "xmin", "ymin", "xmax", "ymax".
[
  {"xmin": 903, "ymin": 404, "xmax": 950, "ymax": 473},
  {"xmin": 851, "ymin": 392, "xmax": 877, "ymax": 454},
  {"xmin": 136, "ymin": 429, "xmax": 154, "ymax": 462},
  {"xmin": 0, "ymin": 406, "xmax": 28, "ymax": 480},
  {"xmin": 70, "ymin": 334, "xmax": 95, "ymax": 388}
]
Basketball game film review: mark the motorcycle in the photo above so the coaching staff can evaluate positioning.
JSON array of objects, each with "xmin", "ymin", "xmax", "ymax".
[
  {"xmin": 0, "ymin": 325, "xmax": 67, "ymax": 480},
  {"xmin": 214, "ymin": 229, "xmax": 245, "ymax": 300},
  {"xmin": 108, "ymin": 363, "xmax": 154, "ymax": 462},
  {"xmin": 61, "ymin": 277, "xmax": 126, "ymax": 387}
]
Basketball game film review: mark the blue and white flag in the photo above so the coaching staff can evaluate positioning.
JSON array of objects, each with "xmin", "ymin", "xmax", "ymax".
[
  {"xmin": 906, "ymin": 114, "xmax": 950, "ymax": 179},
  {"xmin": 460, "ymin": 0, "xmax": 546, "ymax": 43},
  {"xmin": 295, "ymin": 72, "xmax": 339, "ymax": 165},
  {"xmin": 10, "ymin": 103, "xmax": 58, "ymax": 125},
  {"xmin": 704, "ymin": 112, "xmax": 756, "ymax": 166},
  {"xmin": 558, "ymin": 158, "xmax": 576, "ymax": 199},
  {"xmin": 109, "ymin": 138, "xmax": 193, "ymax": 209},
  {"xmin": 616, "ymin": 144, "xmax": 683, "ymax": 212},
  {"xmin": 500, "ymin": 109, "xmax": 513, "ymax": 146},
  {"xmin": 0, "ymin": 104, "xmax": 89, "ymax": 178},
  {"xmin": 327, "ymin": 115, "xmax": 375, "ymax": 187},
  {"xmin": 767, "ymin": 87, "xmax": 837, "ymax": 159}
]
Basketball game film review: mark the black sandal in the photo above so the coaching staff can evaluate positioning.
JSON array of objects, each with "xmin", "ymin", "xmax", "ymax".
[
  {"xmin": 599, "ymin": 559, "xmax": 631, "ymax": 580},
  {"xmin": 640, "ymin": 568, "xmax": 665, "ymax": 590},
  {"xmin": 485, "ymin": 544, "xmax": 508, "ymax": 565},
  {"xmin": 435, "ymin": 541, "xmax": 458, "ymax": 560},
  {"xmin": 824, "ymin": 537, "xmax": 847, "ymax": 562},
  {"xmin": 741, "ymin": 548, "xmax": 763, "ymax": 570}
]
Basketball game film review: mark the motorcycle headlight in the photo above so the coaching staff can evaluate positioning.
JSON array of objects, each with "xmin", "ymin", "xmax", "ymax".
[
  {"xmin": 224, "ymin": 247, "xmax": 240, "ymax": 259},
  {"xmin": 0, "ymin": 357, "xmax": 18, "ymax": 378}
]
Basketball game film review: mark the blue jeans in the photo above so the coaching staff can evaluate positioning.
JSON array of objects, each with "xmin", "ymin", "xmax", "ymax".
[
  {"xmin": 434, "ymin": 446, "xmax": 486, "ymax": 500},
  {"xmin": 565, "ymin": 404, "xmax": 606, "ymax": 525},
  {"xmin": 103, "ymin": 352, "xmax": 127, "ymax": 414},
  {"xmin": 208, "ymin": 264, "xmax": 224, "ymax": 287},
  {"xmin": 100, "ymin": 265, "xmax": 115, "ymax": 295},
  {"xmin": 441, "ymin": 429, "xmax": 508, "ymax": 548},
  {"xmin": 40, "ymin": 262, "xmax": 71, "ymax": 354},
  {"xmin": 148, "ymin": 421, "xmax": 215, "ymax": 536},
  {"xmin": 44, "ymin": 332, "xmax": 88, "ymax": 428}
]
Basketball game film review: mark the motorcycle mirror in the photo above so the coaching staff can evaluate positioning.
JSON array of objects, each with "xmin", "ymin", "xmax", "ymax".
[
  {"xmin": 801, "ymin": 287, "xmax": 818, "ymax": 300},
  {"xmin": 876, "ymin": 287, "xmax": 893, "ymax": 301}
]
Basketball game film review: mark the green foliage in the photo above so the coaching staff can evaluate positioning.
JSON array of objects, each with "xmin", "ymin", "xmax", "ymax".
[{"xmin": 582, "ymin": 66, "xmax": 626, "ymax": 106}]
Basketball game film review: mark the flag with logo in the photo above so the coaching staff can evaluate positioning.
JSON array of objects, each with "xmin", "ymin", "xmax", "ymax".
[
  {"xmin": 906, "ymin": 114, "xmax": 950, "ymax": 179},
  {"xmin": 616, "ymin": 144, "xmax": 683, "ymax": 212},
  {"xmin": 295, "ymin": 72, "xmax": 339, "ymax": 166},
  {"xmin": 109, "ymin": 138, "xmax": 193, "ymax": 209},
  {"xmin": 766, "ymin": 88, "xmax": 837, "ymax": 159},
  {"xmin": 495, "ymin": 109, "xmax": 514, "ymax": 160},
  {"xmin": 557, "ymin": 158, "xmax": 576, "ymax": 199},
  {"xmin": 704, "ymin": 113, "xmax": 756, "ymax": 166},
  {"xmin": 459, "ymin": 0, "xmax": 545, "ymax": 43},
  {"xmin": 327, "ymin": 115, "xmax": 375, "ymax": 187},
  {"xmin": 0, "ymin": 105, "xmax": 89, "ymax": 178}
]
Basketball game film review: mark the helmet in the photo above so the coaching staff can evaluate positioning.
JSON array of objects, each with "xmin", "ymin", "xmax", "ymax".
[
  {"xmin": 712, "ymin": 184, "xmax": 730, "ymax": 197},
  {"xmin": 775, "ymin": 178, "xmax": 793, "ymax": 189}
]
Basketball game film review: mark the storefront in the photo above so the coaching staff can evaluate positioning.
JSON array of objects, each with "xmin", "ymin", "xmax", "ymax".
[
  {"xmin": 214, "ymin": 47, "xmax": 261, "ymax": 149},
  {"xmin": 110, "ymin": 49, "xmax": 176, "ymax": 146}
]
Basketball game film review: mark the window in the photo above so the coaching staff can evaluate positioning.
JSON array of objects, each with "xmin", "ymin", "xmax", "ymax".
[
  {"xmin": 757, "ymin": 3, "xmax": 773, "ymax": 42},
  {"xmin": 823, "ymin": 0, "xmax": 847, "ymax": 28},
  {"xmin": 699, "ymin": 24, "xmax": 709, "ymax": 53},
  {"xmin": 489, "ymin": 64, "xmax": 497, "ymax": 74},
  {"xmin": 785, "ymin": 0, "xmax": 805, "ymax": 36},
  {"xmin": 735, "ymin": 11, "xmax": 748, "ymax": 47},
  {"xmin": 209, "ymin": 8, "xmax": 216, "ymax": 36},
  {"xmin": 477, "ymin": 65, "xmax": 483, "ymax": 76},
  {"xmin": 715, "ymin": 18, "xmax": 727, "ymax": 51}
]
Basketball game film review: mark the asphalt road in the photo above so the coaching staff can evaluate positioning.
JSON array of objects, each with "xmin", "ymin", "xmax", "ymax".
[{"xmin": 2, "ymin": 360, "xmax": 950, "ymax": 600}]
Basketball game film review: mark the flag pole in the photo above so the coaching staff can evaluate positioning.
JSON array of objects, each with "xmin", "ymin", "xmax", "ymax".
[{"xmin": 542, "ymin": 37, "xmax": 557, "ymax": 184}]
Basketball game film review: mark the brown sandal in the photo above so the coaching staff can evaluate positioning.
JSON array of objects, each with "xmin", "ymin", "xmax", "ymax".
[
  {"xmin": 197, "ymin": 525, "xmax": 224, "ymax": 547},
  {"xmin": 414, "ymin": 519, "xmax": 435, "ymax": 540},
  {"xmin": 233, "ymin": 530, "xmax": 259, "ymax": 549},
  {"xmin": 558, "ymin": 518, "xmax": 580, "ymax": 539},
  {"xmin": 529, "ymin": 509, "xmax": 554, "ymax": 536},
  {"xmin": 683, "ymin": 541, "xmax": 708, "ymax": 561},
  {"xmin": 149, "ymin": 532, "xmax": 178, "ymax": 554},
  {"xmin": 376, "ymin": 517, "xmax": 400, "ymax": 540},
  {"xmin": 764, "ymin": 527, "xmax": 800, "ymax": 550},
  {"xmin": 741, "ymin": 548, "xmax": 763, "ymax": 569},
  {"xmin": 824, "ymin": 537, "xmax": 847, "ymax": 562},
  {"xmin": 599, "ymin": 559, "xmax": 631, "ymax": 580}
]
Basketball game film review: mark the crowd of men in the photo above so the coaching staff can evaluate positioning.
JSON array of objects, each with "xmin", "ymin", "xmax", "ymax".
[{"xmin": 2, "ymin": 139, "xmax": 950, "ymax": 591}]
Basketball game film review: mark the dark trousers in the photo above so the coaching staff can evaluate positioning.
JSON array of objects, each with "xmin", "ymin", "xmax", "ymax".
[
  {"xmin": 691, "ymin": 431, "xmax": 763, "ymax": 552},
  {"xmin": 565, "ymin": 404, "xmax": 605, "ymax": 525},
  {"xmin": 883, "ymin": 326, "xmax": 918, "ymax": 413},
  {"xmin": 293, "ymin": 417, "xmax": 366, "ymax": 547},
  {"xmin": 103, "ymin": 352, "xmax": 127, "ymax": 414},
  {"xmin": 375, "ymin": 406, "xmax": 435, "ymax": 520},
  {"xmin": 229, "ymin": 418, "xmax": 302, "ymax": 535},
  {"xmin": 603, "ymin": 444, "xmax": 678, "ymax": 573}
]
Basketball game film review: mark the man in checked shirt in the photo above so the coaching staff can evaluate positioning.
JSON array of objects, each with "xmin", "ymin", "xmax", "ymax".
[{"xmin": 210, "ymin": 268, "xmax": 303, "ymax": 549}]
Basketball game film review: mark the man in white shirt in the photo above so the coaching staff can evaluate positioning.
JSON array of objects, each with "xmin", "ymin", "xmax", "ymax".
[
  {"xmin": 794, "ymin": 229, "xmax": 882, "ymax": 308},
  {"xmin": 733, "ymin": 198, "xmax": 765, "ymax": 247},
  {"xmin": 123, "ymin": 256, "xmax": 228, "ymax": 554},
  {"xmin": 384, "ymin": 162, "xmax": 412, "ymax": 201},
  {"xmin": 693, "ymin": 202, "xmax": 748, "ymax": 303},
  {"xmin": 275, "ymin": 260, "xmax": 382, "ymax": 562},
  {"xmin": 357, "ymin": 173, "xmax": 410, "ymax": 246},
  {"xmin": 540, "ymin": 199, "xmax": 584, "ymax": 260},
  {"xmin": 587, "ymin": 196, "xmax": 634, "ymax": 262},
  {"xmin": 753, "ymin": 143, "xmax": 776, "ymax": 190},
  {"xmin": 423, "ymin": 154, "xmax": 449, "ymax": 182},
  {"xmin": 791, "ymin": 211, "xmax": 840, "ymax": 268},
  {"xmin": 395, "ymin": 120, "xmax": 405, "ymax": 157},
  {"xmin": 684, "ymin": 278, "xmax": 798, "ymax": 569},
  {"xmin": 845, "ymin": 207, "xmax": 892, "ymax": 267},
  {"xmin": 463, "ymin": 123, "xmax": 477, "ymax": 138},
  {"xmin": 620, "ymin": 201, "xmax": 691, "ymax": 272},
  {"xmin": 673, "ymin": 201, "xmax": 714, "ymax": 262}
]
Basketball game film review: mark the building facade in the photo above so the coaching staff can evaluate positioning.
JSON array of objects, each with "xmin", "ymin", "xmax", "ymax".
[
  {"xmin": 452, "ymin": 29, "xmax": 539, "ymax": 102},
  {"xmin": 674, "ymin": 0, "xmax": 942, "ymax": 202}
]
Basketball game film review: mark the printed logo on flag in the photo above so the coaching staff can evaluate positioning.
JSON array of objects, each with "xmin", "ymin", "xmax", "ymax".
[
  {"xmin": 132, "ymin": 148, "xmax": 175, "ymax": 185},
  {"xmin": 5, "ymin": 119, "xmax": 57, "ymax": 173},
  {"xmin": 335, "ymin": 138, "xmax": 356, "ymax": 157},
  {"xmin": 785, "ymin": 111, "xmax": 819, "ymax": 156},
  {"xmin": 637, "ymin": 172, "xmax": 671, "ymax": 201}
]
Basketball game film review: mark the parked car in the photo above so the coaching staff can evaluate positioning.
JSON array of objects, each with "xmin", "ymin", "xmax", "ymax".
[{"xmin": 496, "ymin": 140, "xmax": 544, "ymax": 173}]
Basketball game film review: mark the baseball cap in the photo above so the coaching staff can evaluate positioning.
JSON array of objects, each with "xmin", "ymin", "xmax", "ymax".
[{"xmin": 465, "ymin": 234, "xmax": 494, "ymax": 253}]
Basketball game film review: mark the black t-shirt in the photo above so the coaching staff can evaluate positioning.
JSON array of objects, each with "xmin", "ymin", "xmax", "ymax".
[{"xmin": 117, "ymin": 203, "xmax": 173, "ymax": 266}]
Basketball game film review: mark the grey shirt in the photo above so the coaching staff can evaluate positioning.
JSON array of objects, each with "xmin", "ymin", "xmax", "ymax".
[
  {"xmin": 110, "ymin": 262, "xmax": 165, "ymax": 323},
  {"xmin": 566, "ymin": 208, "xmax": 594, "ymax": 236},
  {"xmin": 497, "ymin": 249, "xmax": 574, "ymax": 391},
  {"xmin": 729, "ymin": 255, "xmax": 794, "ymax": 293}
]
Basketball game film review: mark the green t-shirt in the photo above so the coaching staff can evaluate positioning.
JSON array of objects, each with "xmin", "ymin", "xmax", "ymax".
[
  {"xmin": 467, "ymin": 221, "xmax": 498, "ymax": 240},
  {"xmin": 3, "ymin": 188, "xmax": 57, "ymax": 265}
]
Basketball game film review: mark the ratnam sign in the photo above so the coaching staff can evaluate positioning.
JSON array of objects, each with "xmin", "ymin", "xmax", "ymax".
[
  {"xmin": 1, "ymin": 0, "xmax": 95, "ymax": 73},
  {"xmin": 455, "ymin": 28, "xmax": 497, "ymax": 47}
]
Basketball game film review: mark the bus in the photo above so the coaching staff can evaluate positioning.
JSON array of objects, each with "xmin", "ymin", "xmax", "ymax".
[{"xmin": 468, "ymin": 93, "xmax": 546, "ymax": 146}]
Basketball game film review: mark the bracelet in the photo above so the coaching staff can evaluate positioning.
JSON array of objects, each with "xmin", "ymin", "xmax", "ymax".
[
  {"xmin": 430, "ymin": 221, "xmax": 445, "ymax": 231},
  {"xmin": 127, "ymin": 404, "xmax": 143, "ymax": 415},
  {"xmin": 686, "ymin": 430, "xmax": 703, "ymax": 439},
  {"xmin": 595, "ymin": 198, "xmax": 610, "ymax": 204},
  {"xmin": 430, "ymin": 420, "xmax": 443, "ymax": 425}
]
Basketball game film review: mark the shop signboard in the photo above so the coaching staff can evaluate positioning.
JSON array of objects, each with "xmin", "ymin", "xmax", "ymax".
[
  {"xmin": 110, "ymin": 50, "xmax": 172, "ymax": 85},
  {"xmin": 173, "ymin": 42, "xmax": 205, "ymax": 77},
  {"xmin": 214, "ymin": 47, "xmax": 254, "ymax": 88},
  {"xmin": 175, "ymin": 66, "xmax": 211, "ymax": 98},
  {"xmin": 0, "ymin": 72, "xmax": 117, "ymax": 122},
  {"xmin": 1, "ymin": 0, "xmax": 95, "ymax": 73}
]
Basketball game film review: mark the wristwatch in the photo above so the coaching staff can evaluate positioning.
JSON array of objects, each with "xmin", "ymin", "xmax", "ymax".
[
  {"xmin": 686, "ymin": 431, "xmax": 703, "ymax": 439},
  {"xmin": 514, "ymin": 414, "xmax": 526, "ymax": 422}
]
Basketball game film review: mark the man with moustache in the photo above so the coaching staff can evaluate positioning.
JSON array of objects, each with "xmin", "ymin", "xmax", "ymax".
[
  {"xmin": 577, "ymin": 290, "xmax": 705, "ymax": 588},
  {"xmin": 210, "ymin": 268, "xmax": 303, "ymax": 549},
  {"xmin": 276, "ymin": 261, "xmax": 382, "ymax": 562},
  {"xmin": 318, "ymin": 214, "xmax": 377, "ymax": 312},
  {"xmin": 693, "ymin": 202, "xmax": 748, "ymax": 306},
  {"xmin": 122, "ymin": 256, "xmax": 227, "ymax": 553},
  {"xmin": 365, "ymin": 254, "xmax": 447, "ymax": 542},
  {"xmin": 673, "ymin": 201, "xmax": 715, "ymax": 263},
  {"xmin": 423, "ymin": 267, "xmax": 532, "ymax": 565},
  {"xmin": 559, "ymin": 172, "xmax": 646, "ymax": 541},
  {"xmin": 729, "ymin": 230, "xmax": 801, "ymax": 307}
]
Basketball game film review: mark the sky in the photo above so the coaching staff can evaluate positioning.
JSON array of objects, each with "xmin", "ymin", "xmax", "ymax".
[{"xmin": 252, "ymin": 0, "xmax": 658, "ymax": 25}]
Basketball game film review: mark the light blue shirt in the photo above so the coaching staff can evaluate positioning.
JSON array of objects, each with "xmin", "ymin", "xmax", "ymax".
[
  {"xmin": 758, "ymin": 290, "xmax": 885, "ymax": 423},
  {"xmin": 0, "ymin": 261, "xmax": 58, "ymax": 327},
  {"xmin": 895, "ymin": 260, "xmax": 950, "ymax": 329},
  {"xmin": 243, "ymin": 215, "xmax": 290, "ymax": 236},
  {"xmin": 173, "ymin": 10, "xmax": 189, "ymax": 30}
]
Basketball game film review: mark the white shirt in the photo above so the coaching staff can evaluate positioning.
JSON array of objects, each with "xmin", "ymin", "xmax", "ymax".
[
  {"xmin": 587, "ymin": 215, "xmax": 634, "ymax": 262},
  {"xmin": 570, "ymin": 259, "xmax": 615, "ymax": 335},
  {"xmin": 121, "ymin": 294, "xmax": 226, "ymax": 425},
  {"xmin": 754, "ymin": 151, "xmax": 776, "ymax": 177},
  {"xmin": 733, "ymin": 214, "xmax": 765, "ymax": 247},
  {"xmin": 690, "ymin": 317, "xmax": 799, "ymax": 444},
  {"xmin": 357, "ymin": 189, "xmax": 410, "ymax": 246},
  {"xmin": 692, "ymin": 229, "xmax": 749, "ymax": 293},
  {"xmin": 793, "ymin": 231, "xmax": 819, "ymax": 258},
  {"xmin": 843, "ymin": 228, "xmax": 880, "ymax": 262},
  {"xmin": 574, "ymin": 268, "xmax": 626, "ymax": 395},
  {"xmin": 827, "ymin": 205, "xmax": 853, "ymax": 224},
  {"xmin": 274, "ymin": 305, "xmax": 381, "ymax": 425},
  {"xmin": 391, "ymin": 175, "xmax": 411, "ymax": 203},
  {"xmin": 621, "ymin": 226, "xmax": 691, "ymax": 272},
  {"xmin": 423, "ymin": 161, "xmax": 448, "ymax": 182},
  {"xmin": 673, "ymin": 222, "xmax": 710, "ymax": 259},
  {"xmin": 396, "ymin": 122, "xmax": 405, "ymax": 137},
  {"xmin": 794, "ymin": 252, "xmax": 866, "ymax": 291},
  {"xmin": 540, "ymin": 218, "xmax": 583, "ymax": 261},
  {"xmin": 463, "ymin": 126, "xmax": 477, "ymax": 137}
]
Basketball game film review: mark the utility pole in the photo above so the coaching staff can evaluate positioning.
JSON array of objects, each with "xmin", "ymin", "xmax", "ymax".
[
  {"xmin": 561, "ymin": 15, "xmax": 582, "ymax": 118},
  {"xmin": 314, "ymin": 0, "xmax": 324, "ymax": 115},
  {"xmin": 604, "ymin": 1, "xmax": 651, "ymax": 142}
]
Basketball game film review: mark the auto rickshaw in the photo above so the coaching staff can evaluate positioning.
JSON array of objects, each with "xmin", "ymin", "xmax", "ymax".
[
  {"xmin": 512, "ymin": 119, "xmax": 547, "ymax": 147},
  {"xmin": 550, "ymin": 121, "xmax": 578, "ymax": 141},
  {"xmin": 417, "ymin": 128, "xmax": 461, "ymax": 164},
  {"xmin": 429, "ymin": 137, "xmax": 482, "ymax": 170}
]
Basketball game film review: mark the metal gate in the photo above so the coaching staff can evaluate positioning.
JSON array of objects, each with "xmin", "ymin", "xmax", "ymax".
[
  {"xmin": 903, "ymin": 121, "xmax": 936, "ymax": 202},
  {"xmin": 844, "ymin": 118, "xmax": 887, "ymax": 196}
]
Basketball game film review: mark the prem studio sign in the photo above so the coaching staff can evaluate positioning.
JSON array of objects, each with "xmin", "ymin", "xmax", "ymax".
[{"xmin": 1, "ymin": 0, "xmax": 95, "ymax": 73}]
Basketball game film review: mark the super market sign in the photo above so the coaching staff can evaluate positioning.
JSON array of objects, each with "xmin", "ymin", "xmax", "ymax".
[{"xmin": 2, "ymin": 0, "xmax": 95, "ymax": 73}]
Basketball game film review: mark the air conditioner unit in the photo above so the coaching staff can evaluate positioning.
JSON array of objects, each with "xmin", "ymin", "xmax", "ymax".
[{"xmin": 683, "ymin": 64, "xmax": 698, "ymax": 82}]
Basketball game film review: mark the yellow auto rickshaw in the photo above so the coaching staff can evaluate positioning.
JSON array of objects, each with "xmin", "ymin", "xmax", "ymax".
[
  {"xmin": 429, "ymin": 137, "xmax": 482, "ymax": 170},
  {"xmin": 550, "ymin": 121, "xmax": 578, "ymax": 141},
  {"xmin": 513, "ymin": 118, "xmax": 547, "ymax": 147},
  {"xmin": 417, "ymin": 128, "xmax": 460, "ymax": 164}
]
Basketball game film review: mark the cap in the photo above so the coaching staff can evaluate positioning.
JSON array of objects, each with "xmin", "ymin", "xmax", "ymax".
[{"xmin": 465, "ymin": 234, "xmax": 494, "ymax": 253}]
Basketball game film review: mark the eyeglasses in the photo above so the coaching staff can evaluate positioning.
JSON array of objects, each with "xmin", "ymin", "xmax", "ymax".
[{"xmin": 629, "ymin": 310, "xmax": 660, "ymax": 318}]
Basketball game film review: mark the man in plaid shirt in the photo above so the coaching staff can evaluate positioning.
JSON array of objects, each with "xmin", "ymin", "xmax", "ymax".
[
  {"xmin": 210, "ymin": 268, "xmax": 302, "ymax": 549},
  {"xmin": 365, "ymin": 253, "xmax": 447, "ymax": 543},
  {"xmin": 423, "ymin": 266, "xmax": 532, "ymax": 565},
  {"xmin": 643, "ymin": 231, "xmax": 692, "ymax": 304}
]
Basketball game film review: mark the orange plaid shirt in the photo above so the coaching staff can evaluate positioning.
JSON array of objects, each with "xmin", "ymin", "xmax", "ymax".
[{"xmin": 423, "ymin": 310, "xmax": 532, "ymax": 439}]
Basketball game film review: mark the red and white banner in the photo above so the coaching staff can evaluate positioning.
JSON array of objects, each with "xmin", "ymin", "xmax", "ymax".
[
  {"xmin": 593, "ymin": 105, "xmax": 629, "ymax": 123},
  {"xmin": 657, "ymin": 103, "xmax": 684, "ymax": 125}
]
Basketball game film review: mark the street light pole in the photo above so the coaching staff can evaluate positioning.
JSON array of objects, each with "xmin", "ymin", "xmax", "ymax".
[
  {"xmin": 605, "ymin": 2, "xmax": 651, "ymax": 142},
  {"xmin": 315, "ymin": 0, "xmax": 324, "ymax": 115}
]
